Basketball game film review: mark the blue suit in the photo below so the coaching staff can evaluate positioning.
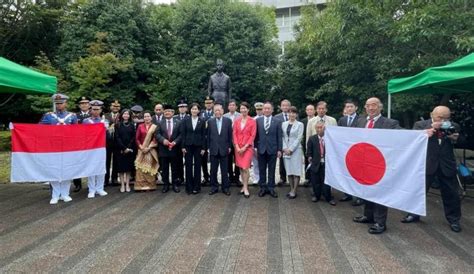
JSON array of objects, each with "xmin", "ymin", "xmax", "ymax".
[
  {"xmin": 255, "ymin": 116, "xmax": 282, "ymax": 191},
  {"xmin": 40, "ymin": 111, "xmax": 77, "ymax": 125}
]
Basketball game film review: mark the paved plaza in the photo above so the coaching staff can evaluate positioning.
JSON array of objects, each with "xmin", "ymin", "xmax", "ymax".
[{"xmin": 0, "ymin": 183, "xmax": 472, "ymax": 273}]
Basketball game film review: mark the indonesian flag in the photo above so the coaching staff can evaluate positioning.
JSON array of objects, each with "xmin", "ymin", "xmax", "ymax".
[
  {"xmin": 11, "ymin": 123, "xmax": 106, "ymax": 182},
  {"xmin": 324, "ymin": 126, "xmax": 428, "ymax": 216}
]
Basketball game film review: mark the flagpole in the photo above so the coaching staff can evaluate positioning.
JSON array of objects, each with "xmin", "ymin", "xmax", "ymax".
[{"xmin": 388, "ymin": 93, "xmax": 391, "ymax": 119}]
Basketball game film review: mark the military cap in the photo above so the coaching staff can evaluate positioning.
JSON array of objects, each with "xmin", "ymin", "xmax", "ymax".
[
  {"xmin": 177, "ymin": 98, "xmax": 188, "ymax": 107},
  {"xmin": 163, "ymin": 104, "xmax": 174, "ymax": 111},
  {"xmin": 52, "ymin": 93, "xmax": 69, "ymax": 103},
  {"xmin": 78, "ymin": 96, "xmax": 90, "ymax": 104},
  {"xmin": 111, "ymin": 100, "xmax": 121, "ymax": 107},
  {"xmin": 254, "ymin": 102, "xmax": 264, "ymax": 110},
  {"xmin": 130, "ymin": 105, "xmax": 144, "ymax": 112},
  {"xmin": 90, "ymin": 100, "xmax": 104, "ymax": 107},
  {"xmin": 204, "ymin": 96, "xmax": 214, "ymax": 103}
]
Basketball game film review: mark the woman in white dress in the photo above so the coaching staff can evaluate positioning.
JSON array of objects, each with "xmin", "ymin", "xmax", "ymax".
[{"xmin": 281, "ymin": 106, "xmax": 304, "ymax": 199}]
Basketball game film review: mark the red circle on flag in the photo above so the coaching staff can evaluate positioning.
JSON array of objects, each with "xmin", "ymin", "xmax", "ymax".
[{"xmin": 345, "ymin": 142, "xmax": 386, "ymax": 185}]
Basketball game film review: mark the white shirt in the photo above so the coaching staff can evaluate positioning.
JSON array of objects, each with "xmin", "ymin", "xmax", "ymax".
[
  {"xmin": 365, "ymin": 114, "xmax": 381, "ymax": 128},
  {"xmin": 192, "ymin": 117, "xmax": 198, "ymax": 130}
]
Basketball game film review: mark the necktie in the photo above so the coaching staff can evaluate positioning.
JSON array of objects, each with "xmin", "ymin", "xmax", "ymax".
[
  {"xmin": 264, "ymin": 117, "xmax": 270, "ymax": 133},
  {"xmin": 367, "ymin": 118, "xmax": 374, "ymax": 129},
  {"xmin": 319, "ymin": 137, "xmax": 325, "ymax": 158},
  {"xmin": 348, "ymin": 116, "xmax": 353, "ymax": 126},
  {"xmin": 320, "ymin": 117, "xmax": 324, "ymax": 123},
  {"xmin": 217, "ymin": 118, "xmax": 221, "ymax": 134},
  {"xmin": 284, "ymin": 113, "xmax": 288, "ymax": 121},
  {"xmin": 167, "ymin": 120, "xmax": 172, "ymax": 137}
]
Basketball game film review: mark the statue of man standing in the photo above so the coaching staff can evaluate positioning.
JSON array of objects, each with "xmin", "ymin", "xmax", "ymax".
[{"xmin": 208, "ymin": 59, "xmax": 231, "ymax": 106}]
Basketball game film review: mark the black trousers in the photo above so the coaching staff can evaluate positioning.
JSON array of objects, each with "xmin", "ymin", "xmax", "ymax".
[
  {"xmin": 185, "ymin": 146, "xmax": 202, "ymax": 193},
  {"xmin": 201, "ymin": 151, "xmax": 210, "ymax": 182},
  {"xmin": 161, "ymin": 155, "xmax": 179, "ymax": 187},
  {"xmin": 279, "ymin": 157, "xmax": 286, "ymax": 182},
  {"xmin": 210, "ymin": 154, "xmax": 229, "ymax": 192},
  {"xmin": 176, "ymin": 149, "xmax": 184, "ymax": 184},
  {"xmin": 409, "ymin": 170, "xmax": 461, "ymax": 224},
  {"xmin": 228, "ymin": 146, "xmax": 240, "ymax": 183},
  {"xmin": 105, "ymin": 146, "xmax": 118, "ymax": 185},
  {"xmin": 363, "ymin": 202, "xmax": 388, "ymax": 226},
  {"xmin": 258, "ymin": 153, "xmax": 277, "ymax": 191},
  {"xmin": 310, "ymin": 165, "xmax": 332, "ymax": 201}
]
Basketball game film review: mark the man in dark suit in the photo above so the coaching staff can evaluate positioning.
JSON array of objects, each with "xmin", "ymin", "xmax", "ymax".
[
  {"xmin": 152, "ymin": 103, "xmax": 163, "ymax": 125},
  {"xmin": 307, "ymin": 121, "xmax": 336, "ymax": 205},
  {"xmin": 173, "ymin": 98, "xmax": 189, "ymax": 186},
  {"xmin": 200, "ymin": 96, "xmax": 214, "ymax": 185},
  {"xmin": 255, "ymin": 102, "xmax": 282, "ymax": 198},
  {"xmin": 103, "ymin": 100, "xmax": 121, "ymax": 187},
  {"xmin": 337, "ymin": 99, "xmax": 363, "ymax": 205},
  {"xmin": 274, "ymin": 99, "xmax": 291, "ymax": 186},
  {"xmin": 353, "ymin": 97, "xmax": 401, "ymax": 234},
  {"xmin": 301, "ymin": 103, "xmax": 315, "ymax": 187},
  {"xmin": 401, "ymin": 106, "xmax": 463, "ymax": 232},
  {"xmin": 156, "ymin": 104, "xmax": 182, "ymax": 193},
  {"xmin": 207, "ymin": 103, "xmax": 233, "ymax": 196}
]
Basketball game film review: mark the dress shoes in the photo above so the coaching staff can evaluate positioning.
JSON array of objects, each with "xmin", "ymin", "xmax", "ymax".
[
  {"xmin": 73, "ymin": 184, "xmax": 82, "ymax": 192},
  {"xmin": 328, "ymin": 199, "xmax": 336, "ymax": 206},
  {"xmin": 87, "ymin": 193, "xmax": 95, "ymax": 199},
  {"xmin": 162, "ymin": 186, "xmax": 170, "ymax": 193},
  {"xmin": 401, "ymin": 215, "xmax": 420, "ymax": 223},
  {"xmin": 269, "ymin": 190, "xmax": 278, "ymax": 198},
  {"xmin": 201, "ymin": 179, "xmax": 210, "ymax": 186},
  {"xmin": 223, "ymin": 190, "xmax": 231, "ymax": 196},
  {"xmin": 311, "ymin": 196, "xmax": 319, "ymax": 203},
  {"xmin": 50, "ymin": 198, "xmax": 59, "ymax": 205},
  {"xmin": 339, "ymin": 195, "xmax": 352, "ymax": 202},
  {"xmin": 173, "ymin": 185, "xmax": 180, "ymax": 193},
  {"xmin": 208, "ymin": 189, "xmax": 219, "ymax": 195},
  {"xmin": 450, "ymin": 223, "xmax": 462, "ymax": 233},
  {"xmin": 352, "ymin": 198, "xmax": 364, "ymax": 206},
  {"xmin": 368, "ymin": 223, "xmax": 386, "ymax": 234},
  {"xmin": 353, "ymin": 215, "xmax": 375, "ymax": 224},
  {"xmin": 97, "ymin": 190, "xmax": 108, "ymax": 197},
  {"xmin": 258, "ymin": 189, "xmax": 266, "ymax": 197}
]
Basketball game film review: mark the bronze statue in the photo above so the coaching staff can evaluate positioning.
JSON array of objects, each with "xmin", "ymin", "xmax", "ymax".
[{"xmin": 208, "ymin": 59, "xmax": 231, "ymax": 105}]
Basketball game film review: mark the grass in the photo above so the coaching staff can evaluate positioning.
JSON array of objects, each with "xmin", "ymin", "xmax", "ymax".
[
  {"xmin": 0, "ymin": 152, "xmax": 10, "ymax": 184},
  {"xmin": 0, "ymin": 131, "xmax": 11, "ymax": 152}
]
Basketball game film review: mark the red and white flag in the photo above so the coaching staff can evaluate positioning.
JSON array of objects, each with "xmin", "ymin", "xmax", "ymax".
[
  {"xmin": 324, "ymin": 126, "xmax": 428, "ymax": 216},
  {"xmin": 11, "ymin": 123, "xmax": 106, "ymax": 182}
]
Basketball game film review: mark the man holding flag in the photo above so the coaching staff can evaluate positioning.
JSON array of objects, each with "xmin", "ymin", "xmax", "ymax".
[
  {"xmin": 39, "ymin": 94, "xmax": 78, "ymax": 204},
  {"xmin": 325, "ymin": 97, "xmax": 430, "ymax": 235}
]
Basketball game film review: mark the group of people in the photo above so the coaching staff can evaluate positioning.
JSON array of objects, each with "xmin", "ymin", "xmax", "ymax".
[{"xmin": 38, "ymin": 93, "xmax": 464, "ymax": 234}]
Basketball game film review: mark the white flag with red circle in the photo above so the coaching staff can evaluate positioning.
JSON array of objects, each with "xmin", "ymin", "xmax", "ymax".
[
  {"xmin": 324, "ymin": 126, "xmax": 428, "ymax": 216},
  {"xmin": 11, "ymin": 123, "xmax": 106, "ymax": 182}
]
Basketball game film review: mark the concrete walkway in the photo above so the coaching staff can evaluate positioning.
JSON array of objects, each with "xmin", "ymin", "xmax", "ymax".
[{"xmin": 0, "ymin": 183, "xmax": 472, "ymax": 273}]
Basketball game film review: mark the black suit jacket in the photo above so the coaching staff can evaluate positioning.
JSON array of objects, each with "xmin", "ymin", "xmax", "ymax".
[
  {"xmin": 180, "ymin": 116, "xmax": 207, "ymax": 148},
  {"xmin": 156, "ymin": 118, "xmax": 182, "ymax": 157},
  {"xmin": 255, "ymin": 116, "xmax": 282, "ymax": 155},
  {"xmin": 207, "ymin": 117, "xmax": 232, "ymax": 157},
  {"xmin": 355, "ymin": 115, "xmax": 401, "ymax": 130},
  {"xmin": 413, "ymin": 119, "xmax": 462, "ymax": 177},
  {"xmin": 337, "ymin": 114, "xmax": 359, "ymax": 127},
  {"xmin": 152, "ymin": 114, "xmax": 163, "ymax": 125},
  {"xmin": 306, "ymin": 135, "xmax": 324, "ymax": 173}
]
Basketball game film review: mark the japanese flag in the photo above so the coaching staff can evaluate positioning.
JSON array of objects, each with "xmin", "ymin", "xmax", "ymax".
[{"xmin": 324, "ymin": 126, "xmax": 428, "ymax": 216}]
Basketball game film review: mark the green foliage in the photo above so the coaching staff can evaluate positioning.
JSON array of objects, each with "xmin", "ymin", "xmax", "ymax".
[
  {"xmin": 0, "ymin": 131, "xmax": 11, "ymax": 152},
  {"xmin": 280, "ymin": 1, "xmax": 474, "ymax": 126}
]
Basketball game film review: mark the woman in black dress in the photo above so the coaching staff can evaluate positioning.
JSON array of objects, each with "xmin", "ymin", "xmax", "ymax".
[{"xmin": 115, "ymin": 109, "xmax": 136, "ymax": 192}]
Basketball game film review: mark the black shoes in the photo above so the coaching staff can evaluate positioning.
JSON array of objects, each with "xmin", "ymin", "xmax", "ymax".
[
  {"xmin": 173, "ymin": 185, "xmax": 180, "ymax": 193},
  {"xmin": 328, "ymin": 199, "xmax": 337, "ymax": 206},
  {"xmin": 223, "ymin": 189, "xmax": 231, "ymax": 196},
  {"xmin": 208, "ymin": 189, "xmax": 219, "ymax": 195},
  {"xmin": 73, "ymin": 184, "xmax": 82, "ymax": 192},
  {"xmin": 258, "ymin": 189, "xmax": 266, "ymax": 197},
  {"xmin": 368, "ymin": 223, "xmax": 386, "ymax": 234},
  {"xmin": 353, "ymin": 215, "xmax": 375, "ymax": 224},
  {"xmin": 401, "ymin": 215, "xmax": 420, "ymax": 223},
  {"xmin": 352, "ymin": 198, "xmax": 364, "ymax": 206},
  {"xmin": 162, "ymin": 186, "xmax": 170, "ymax": 193},
  {"xmin": 450, "ymin": 223, "xmax": 462, "ymax": 233},
  {"xmin": 339, "ymin": 195, "xmax": 352, "ymax": 202},
  {"xmin": 269, "ymin": 190, "xmax": 278, "ymax": 198}
]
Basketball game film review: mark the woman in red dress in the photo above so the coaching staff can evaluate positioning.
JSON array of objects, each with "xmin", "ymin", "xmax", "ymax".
[{"xmin": 232, "ymin": 102, "xmax": 257, "ymax": 198}]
